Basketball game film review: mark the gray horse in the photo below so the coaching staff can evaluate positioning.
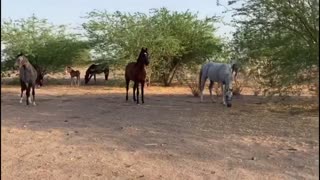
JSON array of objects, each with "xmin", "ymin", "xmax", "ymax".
[
  {"xmin": 199, "ymin": 62, "xmax": 236, "ymax": 107},
  {"xmin": 14, "ymin": 54, "xmax": 37, "ymax": 106}
]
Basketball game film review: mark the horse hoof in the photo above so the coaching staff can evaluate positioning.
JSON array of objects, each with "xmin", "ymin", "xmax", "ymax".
[
  {"xmin": 33, "ymin": 102, "xmax": 37, "ymax": 106},
  {"xmin": 19, "ymin": 100, "xmax": 23, "ymax": 104}
]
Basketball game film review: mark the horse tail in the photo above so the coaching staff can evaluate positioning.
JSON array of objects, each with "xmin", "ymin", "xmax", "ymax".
[{"xmin": 199, "ymin": 66, "xmax": 203, "ymax": 91}]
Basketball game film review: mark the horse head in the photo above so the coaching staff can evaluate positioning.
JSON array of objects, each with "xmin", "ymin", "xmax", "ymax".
[
  {"xmin": 65, "ymin": 66, "xmax": 72, "ymax": 74},
  {"xmin": 137, "ymin": 48, "xmax": 149, "ymax": 66},
  {"xmin": 14, "ymin": 53, "xmax": 27, "ymax": 68},
  {"xmin": 225, "ymin": 74, "xmax": 234, "ymax": 108}
]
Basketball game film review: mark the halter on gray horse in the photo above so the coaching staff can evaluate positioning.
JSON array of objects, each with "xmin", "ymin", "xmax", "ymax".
[
  {"xmin": 199, "ymin": 62, "xmax": 235, "ymax": 107},
  {"xmin": 14, "ymin": 54, "xmax": 38, "ymax": 106}
]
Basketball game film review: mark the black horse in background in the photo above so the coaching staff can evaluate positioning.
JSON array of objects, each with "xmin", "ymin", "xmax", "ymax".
[
  {"xmin": 33, "ymin": 64, "xmax": 46, "ymax": 87},
  {"xmin": 84, "ymin": 63, "xmax": 109, "ymax": 84}
]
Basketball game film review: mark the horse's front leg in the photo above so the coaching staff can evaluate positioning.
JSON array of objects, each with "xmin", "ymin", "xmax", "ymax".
[
  {"xmin": 136, "ymin": 82, "xmax": 140, "ymax": 104},
  {"xmin": 26, "ymin": 85, "xmax": 31, "ymax": 105},
  {"xmin": 88, "ymin": 74, "xmax": 93, "ymax": 83},
  {"xmin": 94, "ymin": 74, "xmax": 96, "ymax": 84},
  {"xmin": 141, "ymin": 81, "xmax": 145, "ymax": 104},
  {"xmin": 20, "ymin": 88, "xmax": 24, "ymax": 103},
  {"xmin": 222, "ymin": 84, "xmax": 226, "ymax": 105},
  {"xmin": 32, "ymin": 85, "xmax": 36, "ymax": 106},
  {"xmin": 70, "ymin": 77, "xmax": 73, "ymax": 86}
]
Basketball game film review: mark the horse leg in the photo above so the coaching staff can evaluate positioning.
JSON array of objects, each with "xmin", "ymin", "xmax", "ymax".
[
  {"xmin": 209, "ymin": 80, "xmax": 216, "ymax": 103},
  {"xmin": 141, "ymin": 81, "xmax": 145, "ymax": 104},
  {"xmin": 32, "ymin": 85, "xmax": 36, "ymax": 106},
  {"xmin": 94, "ymin": 74, "xmax": 96, "ymax": 84},
  {"xmin": 222, "ymin": 83, "xmax": 226, "ymax": 105},
  {"xmin": 136, "ymin": 82, "xmax": 140, "ymax": 104},
  {"xmin": 70, "ymin": 77, "xmax": 73, "ymax": 86},
  {"xmin": 87, "ymin": 74, "xmax": 93, "ymax": 84},
  {"xmin": 26, "ymin": 85, "xmax": 31, "ymax": 105},
  {"xmin": 20, "ymin": 87, "xmax": 24, "ymax": 103},
  {"xmin": 77, "ymin": 76, "xmax": 80, "ymax": 86},
  {"xmin": 104, "ymin": 69, "xmax": 109, "ymax": 80},
  {"xmin": 126, "ymin": 79, "xmax": 130, "ymax": 101},
  {"xmin": 133, "ymin": 82, "xmax": 137, "ymax": 102}
]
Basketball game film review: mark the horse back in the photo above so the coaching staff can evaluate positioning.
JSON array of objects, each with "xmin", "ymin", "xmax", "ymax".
[{"xmin": 206, "ymin": 62, "xmax": 232, "ymax": 82}]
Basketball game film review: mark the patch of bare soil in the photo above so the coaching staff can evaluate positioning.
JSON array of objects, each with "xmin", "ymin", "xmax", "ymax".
[{"xmin": 1, "ymin": 85, "xmax": 319, "ymax": 180}]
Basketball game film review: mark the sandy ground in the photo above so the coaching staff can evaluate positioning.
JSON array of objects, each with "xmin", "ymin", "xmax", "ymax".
[{"xmin": 1, "ymin": 85, "xmax": 319, "ymax": 180}]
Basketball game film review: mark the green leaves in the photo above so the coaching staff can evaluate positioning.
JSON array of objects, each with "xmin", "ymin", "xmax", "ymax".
[
  {"xmin": 231, "ymin": 0, "xmax": 319, "ymax": 95},
  {"xmin": 83, "ymin": 8, "xmax": 223, "ymax": 86},
  {"xmin": 1, "ymin": 15, "xmax": 90, "ymax": 73}
]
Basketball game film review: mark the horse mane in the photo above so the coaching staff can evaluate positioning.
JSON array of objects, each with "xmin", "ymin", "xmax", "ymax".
[
  {"xmin": 86, "ymin": 64, "xmax": 96, "ymax": 73},
  {"xmin": 136, "ymin": 48, "xmax": 148, "ymax": 64}
]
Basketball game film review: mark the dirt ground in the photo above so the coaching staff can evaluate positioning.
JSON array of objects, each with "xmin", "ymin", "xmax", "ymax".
[{"xmin": 1, "ymin": 85, "xmax": 319, "ymax": 180}]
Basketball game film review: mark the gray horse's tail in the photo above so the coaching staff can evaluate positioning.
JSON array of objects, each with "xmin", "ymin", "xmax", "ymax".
[{"xmin": 199, "ymin": 66, "xmax": 203, "ymax": 91}]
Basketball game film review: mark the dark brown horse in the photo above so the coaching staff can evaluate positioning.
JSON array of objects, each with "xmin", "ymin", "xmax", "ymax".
[
  {"xmin": 33, "ymin": 64, "xmax": 46, "ymax": 87},
  {"xmin": 84, "ymin": 64, "xmax": 109, "ymax": 84},
  {"xmin": 125, "ymin": 48, "xmax": 150, "ymax": 104},
  {"xmin": 65, "ymin": 66, "xmax": 81, "ymax": 86}
]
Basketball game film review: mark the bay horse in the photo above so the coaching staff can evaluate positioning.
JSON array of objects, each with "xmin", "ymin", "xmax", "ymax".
[
  {"xmin": 199, "ymin": 62, "xmax": 236, "ymax": 107},
  {"xmin": 65, "ymin": 66, "xmax": 80, "ymax": 86},
  {"xmin": 125, "ymin": 48, "xmax": 150, "ymax": 104},
  {"xmin": 84, "ymin": 64, "xmax": 109, "ymax": 84},
  {"xmin": 14, "ymin": 53, "xmax": 38, "ymax": 105}
]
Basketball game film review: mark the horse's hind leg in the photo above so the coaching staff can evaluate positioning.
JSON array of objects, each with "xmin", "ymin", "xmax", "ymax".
[
  {"xmin": 133, "ymin": 82, "xmax": 137, "ymax": 102},
  {"xmin": 209, "ymin": 80, "xmax": 216, "ymax": 103},
  {"xmin": 199, "ymin": 77, "xmax": 207, "ymax": 102},
  {"xmin": 94, "ymin": 74, "xmax": 96, "ymax": 84},
  {"xmin": 126, "ymin": 79, "xmax": 130, "ymax": 101},
  {"xmin": 32, "ymin": 85, "xmax": 36, "ymax": 106},
  {"xmin": 141, "ymin": 81, "xmax": 145, "ymax": 104}
]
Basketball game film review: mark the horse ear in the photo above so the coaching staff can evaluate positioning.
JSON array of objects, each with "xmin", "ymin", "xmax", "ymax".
[
  {"xmin": 141, "ymin": 47, "xmax": 145, "ymax": 51},
  {"xmin": 145, "ymin": 48, "xmax": 148, "ymax": 52}
]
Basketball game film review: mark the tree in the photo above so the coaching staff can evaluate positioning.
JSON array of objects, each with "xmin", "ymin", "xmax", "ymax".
[
  {"xmin": 1, "ymin": 15, "xmax": 90, "ymax": 74},
  {"xmin": 83, "ymin": 8, "xmax": 224, "ymax": 86},
  {"xmin": 231, "ymin": 0, "xmax": 319, "ymax": 95}
]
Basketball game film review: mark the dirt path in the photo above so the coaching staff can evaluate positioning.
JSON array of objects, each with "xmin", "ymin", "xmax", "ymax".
[{"xmin": 1, "ymin": 86, "xmax": 319, "ymax": 179}]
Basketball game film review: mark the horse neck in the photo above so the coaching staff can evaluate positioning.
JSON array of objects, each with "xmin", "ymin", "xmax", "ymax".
[{"xmin": 135, "ymin": 58, "xmax": 145, "ymax": 69}]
